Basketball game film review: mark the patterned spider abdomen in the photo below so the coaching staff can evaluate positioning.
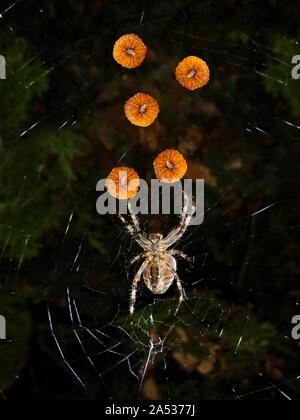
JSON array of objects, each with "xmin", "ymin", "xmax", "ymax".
[{"xmin": 143, "ymin": 255, "xmax": 176, "ymax": 295}]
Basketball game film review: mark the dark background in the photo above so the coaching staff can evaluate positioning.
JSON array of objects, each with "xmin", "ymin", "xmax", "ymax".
[{"xmin": 0, "ymin": 0, "xmax": 300, "ymax": 400}]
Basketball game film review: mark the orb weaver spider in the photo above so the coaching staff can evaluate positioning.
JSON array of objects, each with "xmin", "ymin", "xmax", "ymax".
[{"xmin": 118, "ymin": 192, "xmax": 196, "ymax": 316}]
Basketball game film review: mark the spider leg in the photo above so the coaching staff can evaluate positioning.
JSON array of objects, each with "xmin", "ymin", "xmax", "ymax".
[
  {"xmin": 128, "ymin": 253, "xmax": 144, "ymax": 267},
  {"xmin": 170, "ymin": 250, "xmax": 193, "ymax": 265},
  {"xmin": 130, "ymin": 259, "xmax": 149, "ymax": 316},
  {"xmin": 162, "ymin": 194, "xmax": 196, "ymax": 248},
  {"xmin": 160, "ymin": 255, "xmax": 186, "ymax": 316},
  {"xmin": 128, "ymin": 202, "xmax": 143, "ymax": 235},
  {"xmin": 174, "ymin": 273, "xmax": 185, "ymax": 316},
  {"xmin": 170, "ymin": 249, "xmax": 189, "ymax": 260},
  {"xmin": 118, "ymin": 212, "xmax": 150, "ymax": 249},
  {"xmin": 162, "ymin": 191, "xmax": 194, "ymax": 246}
]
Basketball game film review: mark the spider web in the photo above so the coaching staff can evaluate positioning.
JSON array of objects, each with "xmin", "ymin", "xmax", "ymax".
[{"xmin": 0, "ymin": 0, "xmax": 300, "ymax": 401}]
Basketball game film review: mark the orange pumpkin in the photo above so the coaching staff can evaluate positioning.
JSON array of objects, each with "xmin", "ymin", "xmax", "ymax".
[
  {"xmin": 124, "ymin": 93, "xmax": 159, "ymax": 127},
  {"xmin": 113, "ymin": 34, "xmax": 147, "ymax": 69},
  {"xmin": 106, "ymin": 167, "xmax": 140, "ymax": 199},
  {"xmin": 153, "ymin": 149, "xmax": 187, "ymax": 183},
  {"xmin": 176, "ymin": 56, "xmax": 210, "ymax": 91}
]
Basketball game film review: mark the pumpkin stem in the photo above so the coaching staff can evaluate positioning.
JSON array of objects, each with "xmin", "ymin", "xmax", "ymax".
[
  {"xmin": 139, "ymin": 104, "xmax": 147, "ymax": 114},
  {"xmin": 120, "ymin": 175, "xmax": 127, "ymax": 188},
  {"xmin": 126, "ymin": 48, "xmax": 136, "ymax": 57},
  {"xmin": 188, "ymin": 69, "xmax": 196, "ymax": 79},
  {"xmin": 166, "ymin": 161, "xmax": 174, "ymax": 170}
]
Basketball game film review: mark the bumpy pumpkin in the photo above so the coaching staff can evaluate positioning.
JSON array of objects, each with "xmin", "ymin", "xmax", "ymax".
[
  {"xmin": 153, "ymin": 149, "xmax": 187, "ymax": 183},
  {"xmin": 113, "ymin": 34, "xmax": 147, "ymax": 69},
  {"xmin": 124, "ymin": 93, "xmax": 159, "ymax": 127},
  {"xmin": 106, "ymin": 167, "xmax": 140, "ymax": 199},
  {"xmin": 176, "ymin": 56, "xmax": 210, "ymax": 91}
]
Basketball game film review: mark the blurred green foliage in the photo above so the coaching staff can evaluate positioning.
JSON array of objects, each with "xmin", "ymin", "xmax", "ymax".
[
  {"xmin": 0, "ymin": 38, "xmax": 48, "ymax": 136},
  {"xmin": 0, "ymin": 37, "xmax": 87, "ymax": 260}
]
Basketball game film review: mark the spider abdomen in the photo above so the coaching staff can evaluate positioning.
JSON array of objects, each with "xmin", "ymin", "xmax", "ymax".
[{"xmin": 143, "ymin": 255, "xmax": 176, "ymax": 295}]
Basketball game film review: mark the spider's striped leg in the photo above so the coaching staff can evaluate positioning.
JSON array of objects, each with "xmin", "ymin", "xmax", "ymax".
[
  {"xmin": 118, "ymin": 212, "xmax": 149, "ymax": 249},
  {"xmin": 128, "ymin": 202, "xmax": 143, "ymax": 235},
  {"xmin": 170, "ymin": 250, "xmax": 192, "ymax": 264},
  {"xmin": 163, "ymin": 207, "xmax": 195, "ymax": 248},
  {"xmin": 172, "ymin": 190, "xmax": 190, "ymax": 234},
  {"xmin": 130, "ymin": 259, "xmax": 149, "ymax": 316},
  {"xmin": 174, "ymin": 273, "xmax": 185, "ymax": 316},
  {"xmin": 118, "ymin": 213, "xmax": 135, "ymax": 236},
  {"xmin": 161, "ymin": 255, "xmax": 186, "ymax": 316},
  {"xmin": 175, "ymin": 190, "xmax": 191, "ymax": 231},
  {"xmin": 174, "ymin": 192, "xmax": 195, "ymax": 236},
  {"xmin": 162, "ymin": 192, "xmax": 195, "ymax": 248},
  {"xmin": 128, "ymin": 253, "xmax": 144, "ymax": 267}
]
